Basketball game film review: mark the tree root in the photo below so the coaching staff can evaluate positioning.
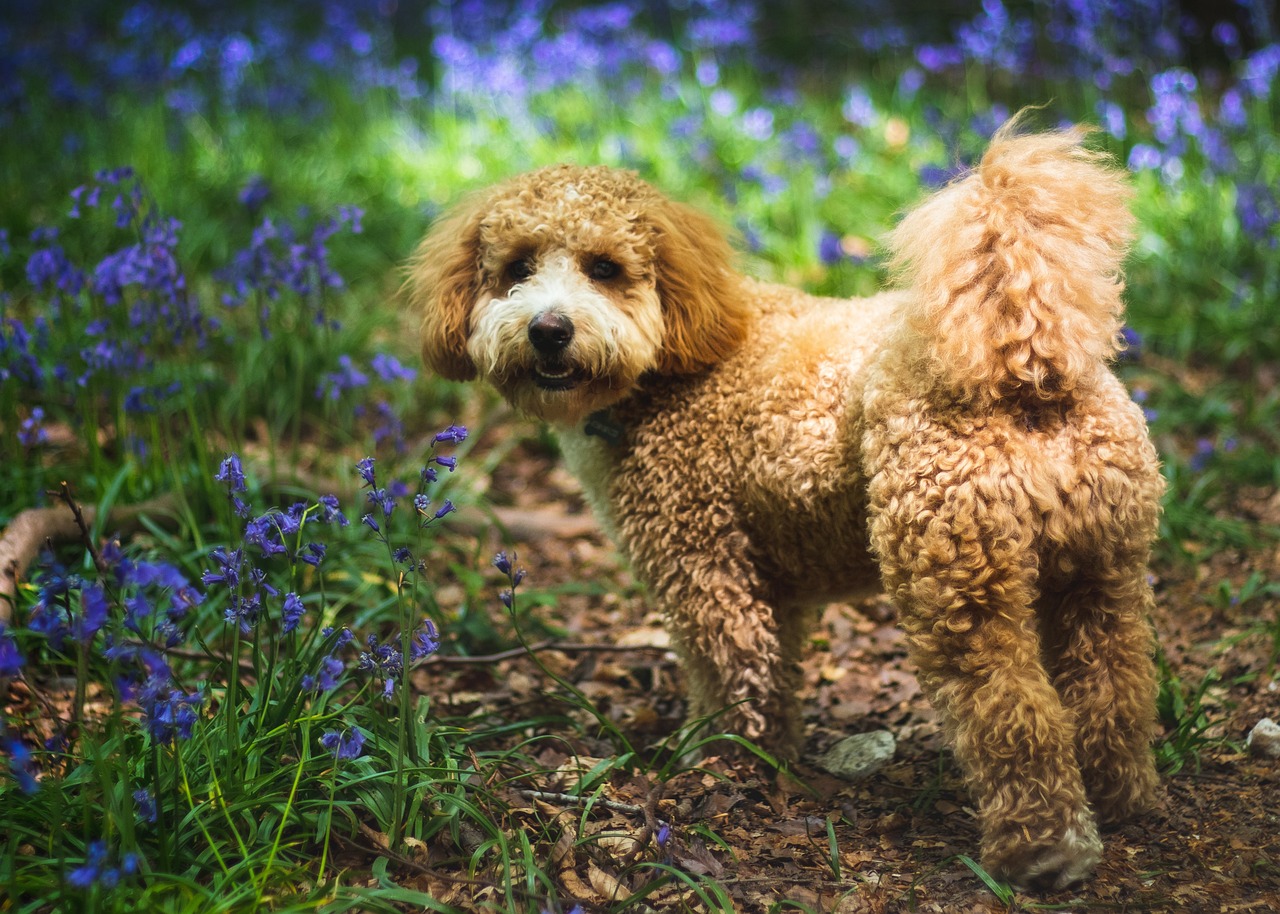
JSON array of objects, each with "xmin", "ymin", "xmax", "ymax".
[{"xmin": 0, "ymin": 488, "xmax": 182, "ymax": 623}]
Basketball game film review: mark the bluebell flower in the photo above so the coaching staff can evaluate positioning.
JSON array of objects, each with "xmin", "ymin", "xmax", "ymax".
[
  {"xmin": 370, "ymin": 352, "xmax": 416, "ymax": 382},
  {"xmin": 1189, "ymin": 438, "xmax": 1216, "ymax": 473},
  {"xmin": 133, "ymin": 788, "xmax": 157, "ymax": 824},
  {"xmin": 17, "ymin": 407, "xmax": 48, "ymax": 448},
  {"xmin": 0, "ymin": 623, "xmax": 24, "ymax": 675},
  {"xmin": 411, "ymin": 619, "xmax": 440, "ymax": 660},
  {"xmin": 215, "ymin": 454, "xmax": 248, "ymax": 514},
  {"xmin": 1119, "ymin": 326, "xmax": 1144, "ymax": 362},
  {"xmin": 5, "ymin": 739, "xmax": 38, "ymax": 794},
  {"xmin": 67, "ymin": 840, "xmax": 137, "ymax": 889},
  {"xmin": 282, "ymin": 592, "xmax": 305, "ymax": 634},
  {"xmin": 303, "ymin": 654, "xmax": 344, "ymax": 692},
  {"xmin": 317, "ymin": 354, "xmax": 370, "ymax": 401},
  {"xmin": 244, "ymin": 512, "xmax": 288, "ymax": 557},
  {"xmin": 393, "ymin": 547, "xmax": 413, "ymax": 565},
  {"xmin": 68, "ymin": 841, "xmax": 109, "ymax": 888},
  {"xmin": 1236, "ymin": 183, "xmax": 1279, "ymax": 242},
  {"xmin": 201, "ymin": 546, "xmax": 244, "ymax": 592},
  {"xmin": 842, "ymin": 85, "xmax": 876, "ymax": 127},
  {"xmin": 741, "ymin": 107, "xmax": 774, "ymax": 141},
  {"xmin": 433, "ymin": 425, "xmax": 468, "ymax": 444},
  {"xmin": 223, "ymin": 592, "xmax": 263, "ymax": 634},
  {"xmin": 1127, "ymin": 144, "xmax": 1163, "ymax": 171},
  {"xmin": 366, "ymin": 487, "xmax": 395, "ymax": 518},
  {"xmin": 58, "ymin": 582, "xmax": 107, "ymax": 645},
  {"xmin": 316, "ymin": 494, "xmax": 348, "ymax": 526},
  {"xmin": 298, "ymin": 542, "xmax": 327, "ymax": 566},
  {"xmin": 432, "ymin": 500, "xmax": 456, "ymax": 521},
  {"xmin": 361, "ymin": 514, "xmax": 380, "ymax": 534},
  {"xmin": 818, "ymin": 231, "xmax": 845, "ymax": 266},
  {"xmin": 320, "ymin": 727, "xmax": 365, "ymax": 760},
  {"xmin": 356, "ymin": 456, "xmax": 376, "ymax": 487},
  {"xmin": 238, "ymin": 175, "xmax": 271, "ymax": 212},
  {"xmin": 146, "ymin": 688, "xmax": 202, "ymax": 743}
]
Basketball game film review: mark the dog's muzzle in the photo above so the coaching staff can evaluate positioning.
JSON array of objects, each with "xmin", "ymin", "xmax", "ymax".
[{"xmin": 527, "ymin": 312, "xmax": 581, "ymax": 390}]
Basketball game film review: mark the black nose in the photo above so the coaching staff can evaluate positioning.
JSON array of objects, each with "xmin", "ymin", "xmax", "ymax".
[{"xmin": 527, "ymin": 312, "xmax": 574, "ymax": 354}]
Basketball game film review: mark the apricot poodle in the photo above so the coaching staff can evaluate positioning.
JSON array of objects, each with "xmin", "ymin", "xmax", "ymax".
[{"xmin": 407, "ymin": 121, "xmax": 1164, "ymax": 889}]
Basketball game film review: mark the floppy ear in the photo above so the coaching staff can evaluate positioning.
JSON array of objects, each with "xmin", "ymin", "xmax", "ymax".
[
  {"xmin": 404, "ymin": 200, "xmax": 485, "ymax": 382},
  {"xmin": 648, "ymin": 199, "xmax": 749, "ymax": 375}
]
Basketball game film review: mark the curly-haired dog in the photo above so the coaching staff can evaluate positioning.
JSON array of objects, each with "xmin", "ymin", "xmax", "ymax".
[{"xmin": 407, "ymin": 122, "xmax": 1164, "ymax": 889}]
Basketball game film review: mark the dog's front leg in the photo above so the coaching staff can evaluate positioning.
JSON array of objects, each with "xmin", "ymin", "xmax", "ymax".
[{"xmin": 626, "ymin": 517, "xmax": 802, "ymax": 761}]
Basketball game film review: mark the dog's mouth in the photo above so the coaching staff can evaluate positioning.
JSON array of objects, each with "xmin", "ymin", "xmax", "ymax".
[{"xmin": 533, "ymin": 363, "xmax": 584, "ymax": 391}]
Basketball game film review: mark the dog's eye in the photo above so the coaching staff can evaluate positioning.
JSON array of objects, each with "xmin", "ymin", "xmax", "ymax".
[
  {"xmin": 506, "ymin": 257, "xmax": 534, "ymax": 283},
  {"xmin": 590, "ymin": 258, "xmax": 621, "ymax": 281}
]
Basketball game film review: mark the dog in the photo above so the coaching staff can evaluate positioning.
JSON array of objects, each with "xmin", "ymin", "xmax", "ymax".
[{"xmin": 406, "ymin": 120, "xmax": 1164, "ymax": 889}]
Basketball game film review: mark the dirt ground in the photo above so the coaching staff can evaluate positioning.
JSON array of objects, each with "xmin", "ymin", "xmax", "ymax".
[{"xmin": 407, "ymin": 428, "xmax": 1280, "ymax": 913}]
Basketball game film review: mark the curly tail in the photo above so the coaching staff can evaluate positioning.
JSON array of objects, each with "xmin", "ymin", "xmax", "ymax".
[{"xmin": 888, "ymin": 118, "xmax": 1134, "ymax": 403}]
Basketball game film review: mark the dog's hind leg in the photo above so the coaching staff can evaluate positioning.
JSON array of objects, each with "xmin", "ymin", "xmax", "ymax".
[
  {"xmin": 1040, "ymin": 560, "xmax": 1161, "ymax": 825},
  {"xmin": 869, "ymin": 480, "xmax": 1102, "ymax": 889}
]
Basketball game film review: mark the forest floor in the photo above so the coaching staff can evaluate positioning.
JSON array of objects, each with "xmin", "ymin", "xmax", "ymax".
[{"xmin": 396, "ymin": 423, "xmax": 1280, "ymax": 914}]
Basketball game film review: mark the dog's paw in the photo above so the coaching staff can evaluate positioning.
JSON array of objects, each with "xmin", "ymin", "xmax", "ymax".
[{"xmin": 987, "ymin": 813, "xmax": 1103, "ymax": 892}]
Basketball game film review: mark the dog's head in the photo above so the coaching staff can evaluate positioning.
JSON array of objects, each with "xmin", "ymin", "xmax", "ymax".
[{"xmin": 406, "ymin": 165, "xmax": 749, "ymax": 424}]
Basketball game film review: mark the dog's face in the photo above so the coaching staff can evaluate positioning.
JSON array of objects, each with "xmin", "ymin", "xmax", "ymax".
[{"xmin": 407, "ymin": 165, "xmax": 749, "ymax": 425}]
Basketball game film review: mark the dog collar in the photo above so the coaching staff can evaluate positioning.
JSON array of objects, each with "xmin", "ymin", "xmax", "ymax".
[{"xmin": 584, "ymin": 409, "xmax": 625, "ymax": 445}]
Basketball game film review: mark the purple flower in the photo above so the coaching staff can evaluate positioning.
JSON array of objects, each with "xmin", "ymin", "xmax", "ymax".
[
  {"xmin": 432, "ymin": 500, "xmax": 456, "ymax": 521},
  {"xmin": 433, "ymin": 425, "xmax": 468, "ymax": 444},
  {"xmin": 1189, "ymin": 438, "xmax": 1216, "ymax": 473},
  {"xmin": 244, "ymin": 513, "xmax": 288, "ymax": 557},
  {"xmin": 818, "ymin": 231, "xmax": 845, "ymax": 266},
  {"xmin": 6, "ymin": 739, "xmax": 38, "ymax": 794},
  {"xmin": 411, "ymin": 620, "xmax": 440, "ymax": 660},
  {"xmin": 282, "ymin": 592, "xmax": 305, "ymax": 634},
  {"xmin": 298, "ymin": 542, "xmax": 327, "ymax": 567},
  {"xmin": 355, "ymin": 456, "xmax": 376, "ymax": 487},
  {"xmin": 0, "ymin": 624, "xmax": 24, "ymax": 676},
  {"xmin": 320, "ymin": 727, "xmax": 365, "ymax": 760},
  {"xmin": 146, "ymin": 689, "xmax": 201, "ymax": 743},
  {"xmin": 215, "ymin": 454, "xmax": 247, "ymax": 493},
  {"xmin": 316, "ymin": 494, "xmax": 348, "ymax": 526},
  {"xmin": 304, "ymin": 654, "xmax": 344, "ymax": 692},
  {"xmin": 134, "ymin": 788, "xmax": 157, "ymax": 823},
  {"xmin": 201, "ymin": 547, "xmax": 243, "ymax": 590},
  {"xmin": 238, "ymin": 175, "xmax": 271, "ymax": 212},
  {"xmin": 1236, "ymin": 183, "xmax": 1280, "ymax": 242},
  {"xmin": 370, "ymin": 352, "xmax": 416, "ymax": 382},
  {"xmin": 17, "ymin": 407, "xmax": 48, "ymax": 448},
  {"xmin": 75, "ymin": 584, "xmax": 110, "ymax": 643},
  {"xmin": 66, "ymin": 840, "xmax": 138, "ymax": 889},
  {"xmin": 317, "ymin": 354, "xmax": 370, "ymax": 401}
]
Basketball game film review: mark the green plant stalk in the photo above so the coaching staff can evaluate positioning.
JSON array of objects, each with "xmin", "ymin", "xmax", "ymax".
[
  {"xmin": 256, "ymin": 746, "xmax": 309, "ymax": 906},
  {"xmin": 179, "ymin": 730, "xmax": 242, "ymax": 879},
  {"xmin": 393, "ymin": 569, "xmax": 412, "ymax": 851}
]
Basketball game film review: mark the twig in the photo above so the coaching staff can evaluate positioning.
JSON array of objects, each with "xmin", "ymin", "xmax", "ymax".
[
  {"xmin": 50, "ymin": 482, "xmax": 108, "ymax": 579},
  {"xmin": 517, "ymin": 788, "xmax": 651, "ymax": 818},
  {"xmin": 417, "ymin": 639, "xmax": 671, "ymax": 667}
]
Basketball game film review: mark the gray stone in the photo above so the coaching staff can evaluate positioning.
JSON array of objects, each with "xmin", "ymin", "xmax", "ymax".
[
  {"xmin": 817, "ymin": 730, "xmax": 896, "ymax": 780},
  {"xmin": 1246, "ymin": 717, "xmax": 1280, "ymax": 759}
]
